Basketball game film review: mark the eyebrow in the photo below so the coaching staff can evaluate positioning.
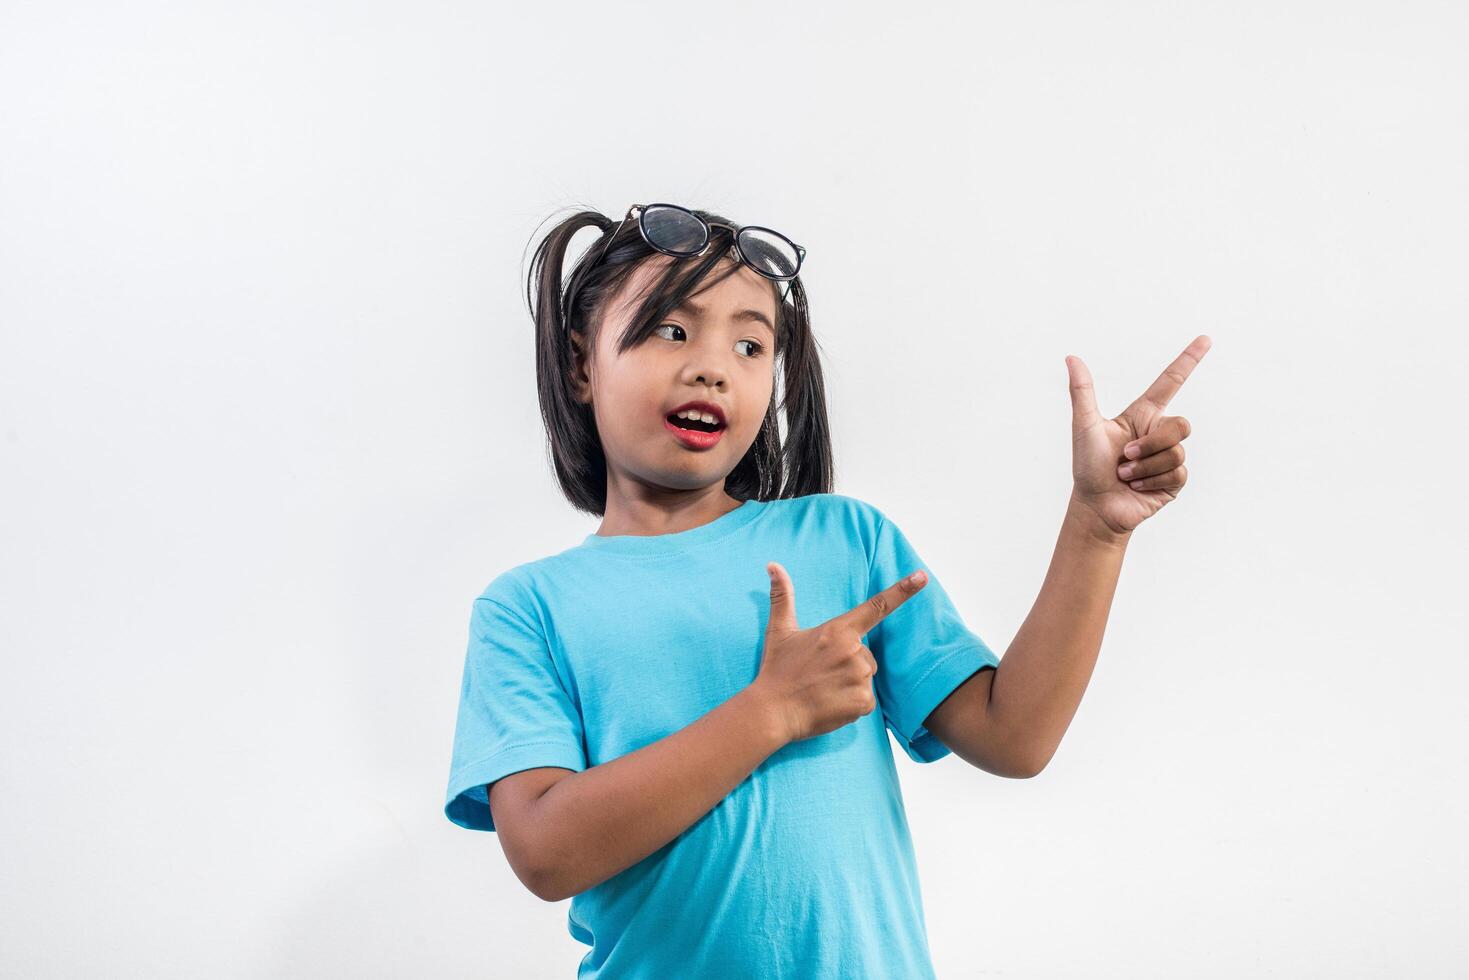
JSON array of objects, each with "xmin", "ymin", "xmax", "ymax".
[{"xmin": 674, "ymin": 298, "xmax": 775, "ymax": 337}]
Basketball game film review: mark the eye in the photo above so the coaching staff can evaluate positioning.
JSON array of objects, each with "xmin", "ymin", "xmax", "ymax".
[
  {"xmin": 653, "ymin": 323, "xmax": 687, "ymax": 342},
  {"xmin": 735, "ymin": 339, "xmax": 766, "ymax": 358}
]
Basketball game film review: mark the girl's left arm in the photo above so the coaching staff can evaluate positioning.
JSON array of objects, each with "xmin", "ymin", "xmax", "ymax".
[{"xmin": 927, "ymin": 335, "xmax": 1212, "ymax": 777}]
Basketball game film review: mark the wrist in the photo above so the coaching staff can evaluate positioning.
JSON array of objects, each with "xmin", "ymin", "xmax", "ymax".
[
  {"xmin": 1066, "ymin": 493, "xmax": 1132, "ymax": 548},
  {"xmin": 739, "ymin": 680, "xmax": 796, "ymax": 750}
]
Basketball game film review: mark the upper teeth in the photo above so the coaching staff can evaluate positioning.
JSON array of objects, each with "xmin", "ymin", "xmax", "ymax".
[{"xmin": 675, "ymin": 410, "xmax": 719, "ymax": 424}]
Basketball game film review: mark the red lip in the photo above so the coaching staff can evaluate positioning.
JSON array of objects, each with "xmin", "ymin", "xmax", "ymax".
[{"xmin": 664, "ymin": 416, "xmax": 725, "ymax": 450}]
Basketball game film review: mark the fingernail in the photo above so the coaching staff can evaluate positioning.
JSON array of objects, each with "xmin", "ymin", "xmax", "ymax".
[
  {"xmin": 908, "ymin": 571, "xmax": 926, "ymax": 586},
  {"xmin": 1125, "ymin": 443, "xmax": 1141, "ymax": 458}
]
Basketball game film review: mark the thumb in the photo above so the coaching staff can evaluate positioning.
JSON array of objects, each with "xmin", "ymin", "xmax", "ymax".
[
  {"xmin": 765, "ymin": 561, "xmax": 799, "ymax": 633},
  {"xmin": 1066, "ymin": 354, "xmax": 1103, "ymax": 430}
]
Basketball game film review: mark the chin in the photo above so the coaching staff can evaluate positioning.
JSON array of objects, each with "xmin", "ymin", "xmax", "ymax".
[{"xmin": 643, "ymin": 457, "xmax": 735, "ymax": 489}]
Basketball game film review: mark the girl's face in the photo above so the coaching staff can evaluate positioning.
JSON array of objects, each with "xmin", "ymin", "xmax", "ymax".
[{"xmin": 571, "ymin": 254, "xmax": 778, "ymax": 497}]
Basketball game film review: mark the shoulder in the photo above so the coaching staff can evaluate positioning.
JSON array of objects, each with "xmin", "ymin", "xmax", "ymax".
[
  {"xmin": 768, "ymin": 491, "xmax": 890, "ymax": 527},
  {"xmin": 473, "ymin": 549, "xmax": 581, "ymax": 623},
  {"xmin": 761, "ymin": 492, "xmax": 893, "ymax": 560}
]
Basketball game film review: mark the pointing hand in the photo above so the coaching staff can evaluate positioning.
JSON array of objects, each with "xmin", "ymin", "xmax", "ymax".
[
  {"xmin": 750, "ymin": 560, "xmax": 929, "ymax": 744},
  {"xmin": 1067, "ymin": 335, "xmax": 1212, "ymax": 536}
]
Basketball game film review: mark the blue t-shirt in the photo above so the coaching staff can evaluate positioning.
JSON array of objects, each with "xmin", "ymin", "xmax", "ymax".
[{"xmin": 444, "ymin": 492, "xmax": 1000, "ymax": 979}]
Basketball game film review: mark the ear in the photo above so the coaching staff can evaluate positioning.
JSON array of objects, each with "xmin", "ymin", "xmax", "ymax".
[{"xmin": 568, "ymin": 328, "xmax": 593, "ymax": 405}]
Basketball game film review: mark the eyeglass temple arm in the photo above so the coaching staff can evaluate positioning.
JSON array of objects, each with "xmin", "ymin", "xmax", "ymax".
[{"xmin": 591, "ymin": 205, "xmax": 640, "ymax": 266}]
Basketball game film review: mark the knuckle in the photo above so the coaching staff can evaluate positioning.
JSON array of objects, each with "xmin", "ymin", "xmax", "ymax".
[{"xmin": 868, "ymin": 593, "xmax": 890, "ymax": 617}]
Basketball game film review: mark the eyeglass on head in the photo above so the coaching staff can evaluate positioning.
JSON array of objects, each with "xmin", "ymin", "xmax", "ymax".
[{"xmin": 590, "ymin": 203, "xmax": 806, "ymax": 304}]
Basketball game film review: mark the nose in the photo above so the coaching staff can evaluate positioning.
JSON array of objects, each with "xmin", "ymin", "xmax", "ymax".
[{"xmin": 682, "ymin": 337, "xmax": 732, "ymax": 390}]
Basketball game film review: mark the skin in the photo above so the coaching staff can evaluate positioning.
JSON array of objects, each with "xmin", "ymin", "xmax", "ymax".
[{"xmin": 568, "ymin": 252, "xmax": 779, "ymax": 537}]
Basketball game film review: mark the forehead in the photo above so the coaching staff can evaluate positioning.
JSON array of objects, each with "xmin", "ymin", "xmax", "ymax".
[{"xmin": 601, "ymin": 254, "xmax": 777, "ymax": 333}]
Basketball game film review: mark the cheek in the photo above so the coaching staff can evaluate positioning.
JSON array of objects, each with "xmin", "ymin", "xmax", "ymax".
[
  {"xmin": 756, "ymin": 365, "xmax": 777, "ymax": 405},
  {"xmin": 597, "ymin": 365, "xmax": 664, "ymax": 429},
  {"xmin": 739, "ymin": 376, "xmax": 775, "ymax": 432}
]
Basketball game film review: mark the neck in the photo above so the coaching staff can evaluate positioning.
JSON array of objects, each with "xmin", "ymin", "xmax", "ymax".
[{"xmin": 595, "ymin": 481, "xmax": 744, "ymax": 537}]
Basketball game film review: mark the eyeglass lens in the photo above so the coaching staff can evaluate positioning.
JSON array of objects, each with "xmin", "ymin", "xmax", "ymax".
[{"xmin": 640, "ymin": 205, "xmax": 800, "ymax": 281}]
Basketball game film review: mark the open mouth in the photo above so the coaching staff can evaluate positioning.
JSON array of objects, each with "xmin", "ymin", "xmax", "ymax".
[
  {"xmin": 665, "ymin": 413, "xmax": 725, "ymax": 433},
  {"xmin": 663, "ymin": 411, "xmax": 726, "ymax": 449}
]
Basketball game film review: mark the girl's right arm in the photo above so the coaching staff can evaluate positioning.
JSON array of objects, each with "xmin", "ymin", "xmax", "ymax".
[
  {"xmin": 495, "ymin": 682, "xmax": 790, "ymax": 902},
  {"xmin": 496, "ymin": 562, "xmax": 926, "ymax": 903}
]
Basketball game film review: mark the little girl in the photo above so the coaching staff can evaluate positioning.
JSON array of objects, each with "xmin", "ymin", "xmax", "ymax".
[{"xmin": 444, "ymin": 202, "xmax": 1209, "ymax": 978}]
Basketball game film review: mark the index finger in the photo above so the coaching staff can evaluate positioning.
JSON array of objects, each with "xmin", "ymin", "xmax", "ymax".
[
  {"xmin": 1134, "ymin": 334, "xmax": 1212, "ymax": 412},
  {"xmin": 834, "ymin": 569, "xmax": 928, "ymax": 637}
]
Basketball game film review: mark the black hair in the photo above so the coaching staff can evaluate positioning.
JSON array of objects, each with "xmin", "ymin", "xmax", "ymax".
[{"xmin": 523, "ymin": 205, "xmax": 834, "ymax": 517}]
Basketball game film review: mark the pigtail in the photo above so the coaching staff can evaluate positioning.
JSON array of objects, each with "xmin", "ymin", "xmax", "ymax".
[
  {"xmin": 725, "ymin": 275, "xmax": 834, "ymax": 500},
  {"xmin": 524, "ymin": 209, "xmax": 615, "ymax": 515},
  {"xmin": 773, "ymin": 277, "xmax": 835, "ymax": 496}
]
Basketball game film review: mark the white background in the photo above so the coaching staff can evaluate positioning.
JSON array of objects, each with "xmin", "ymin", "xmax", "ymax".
[{"xmin": 3, "ymin": 2, "xmax": 1466, "ymax": 977}]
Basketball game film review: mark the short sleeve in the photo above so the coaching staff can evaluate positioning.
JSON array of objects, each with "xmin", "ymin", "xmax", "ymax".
[
  {"xmin": 865, "ymin": 512, "xmax": 1000, "ymax": 763},
  {"xmin": 444, "ymin": 594, "xmax": 588, "ymax": 832}
]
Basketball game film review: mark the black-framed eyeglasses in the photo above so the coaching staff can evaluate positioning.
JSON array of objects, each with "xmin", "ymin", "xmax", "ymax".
[{"xmin": 591, "ymin": 203, "xmax": 806, "ymax": 304}]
